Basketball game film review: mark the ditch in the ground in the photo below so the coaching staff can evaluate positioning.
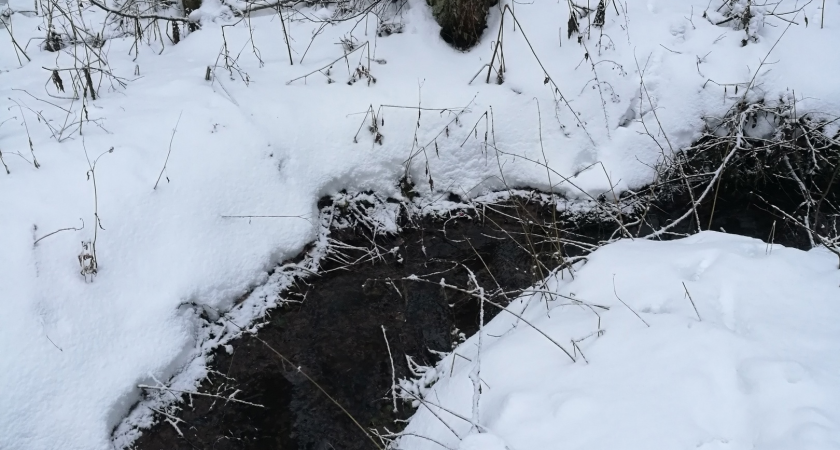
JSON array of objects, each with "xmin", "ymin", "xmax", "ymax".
[{"xmin": 132, "ymin": 181, "xmax": 826, "ymax": 450}]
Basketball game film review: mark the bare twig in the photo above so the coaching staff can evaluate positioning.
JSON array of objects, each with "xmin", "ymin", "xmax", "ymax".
[
  {"xmin": 681, "ymin": 282, "xmax": 701, "ymax": 321},
  {"xmin": 153, "ymin": 111, "xmax": 182, "ymax": 190},
  {"xmin": 612, "ymin": 275, "xmax": 649, "ymax": 327},
  {"xmin": 33, "ymin": 218, "xmax": 85, "ymax": 246}
]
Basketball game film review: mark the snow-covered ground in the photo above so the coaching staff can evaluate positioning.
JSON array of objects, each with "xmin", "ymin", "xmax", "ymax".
[
  {"xmin": 400, "ymin": 233, "xmax": 840, "ymax": 450},
  {"xmin": 0, "ymin": 0, "xmax": 838, "ymax": 448}
]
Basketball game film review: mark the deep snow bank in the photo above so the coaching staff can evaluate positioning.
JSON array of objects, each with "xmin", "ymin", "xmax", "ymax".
[{"xmin": 399, "ymin": 232, "xmax": 840, "ymax": 450}]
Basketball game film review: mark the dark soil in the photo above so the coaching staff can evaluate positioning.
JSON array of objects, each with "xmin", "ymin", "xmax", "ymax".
[
  {"xmin": 133, "ymin": 181, "xmax": 828, "ymax": 450},
  {"xmin": 133, "ymin": 200, "xmax": 576, "ymax": 450},
  {"xmin": 644, "ymin": 177, "xmax": 832, "ymax": 251}
]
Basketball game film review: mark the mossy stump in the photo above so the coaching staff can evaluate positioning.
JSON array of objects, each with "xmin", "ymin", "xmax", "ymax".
[{"xmin": 429, "ymin": 0, "xmax": 495, "ymax": 50}]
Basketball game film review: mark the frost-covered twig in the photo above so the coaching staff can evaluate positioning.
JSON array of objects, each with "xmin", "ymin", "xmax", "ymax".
[
  {"xmin": 88, "ymin": 0, "xmax": 190, "ymax": 23},
  {"xmin": 466, "ymin": 269, "xmax": 484, "ymax": 433},
  {"xmin": 138, "ymin": 384, "xmax": 266, "ymax": 408},
  {"xmin": 381, "ymin": 325, "xmax": 398, "ymax": 414}
]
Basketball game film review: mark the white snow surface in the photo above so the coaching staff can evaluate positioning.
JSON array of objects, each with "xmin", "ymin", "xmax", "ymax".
[
  {"xmin": 400, "ymin": 232, "xmax": 840, "ymax": 450},
  {"xmin": 0, "ymin": 0, "xmax": 838, "ymax": 448}
]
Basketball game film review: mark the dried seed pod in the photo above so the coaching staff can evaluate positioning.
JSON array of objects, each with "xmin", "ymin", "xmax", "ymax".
[
  {"xmin": 567, "ymin": 13, "xmax": 579, "ymax": 39},
  {"xmin": 51, "ymin": 70, "xmax": 65, "ymax": 93},
  {"xmin": 172, "ymin": 22, "xmax": 180, "ymax": 44},
  {"xmin": 83, "ymin": 67, "xmax": 96, "ymax": 100}
]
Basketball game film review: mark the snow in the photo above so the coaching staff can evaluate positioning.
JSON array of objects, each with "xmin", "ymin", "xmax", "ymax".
[
  {"xmin": 0, "ymin": 0, "xmax": 838, "ymax": 448},
  {"xmin": 459, "ymin": 432, "xmax": 508, "ymax": 450},
  {"xmin": 399, "ymin": 232, "xmax": 840, "ymax": 450}
]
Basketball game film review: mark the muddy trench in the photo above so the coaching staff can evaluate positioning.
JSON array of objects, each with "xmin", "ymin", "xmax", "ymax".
[
  {"xmin": 133, "ymin": 182, "xmax": 830, "ymax": 450},
  {"xmin": 134, "ymin": 199, "xmax": 570, "ymax": 450}
]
